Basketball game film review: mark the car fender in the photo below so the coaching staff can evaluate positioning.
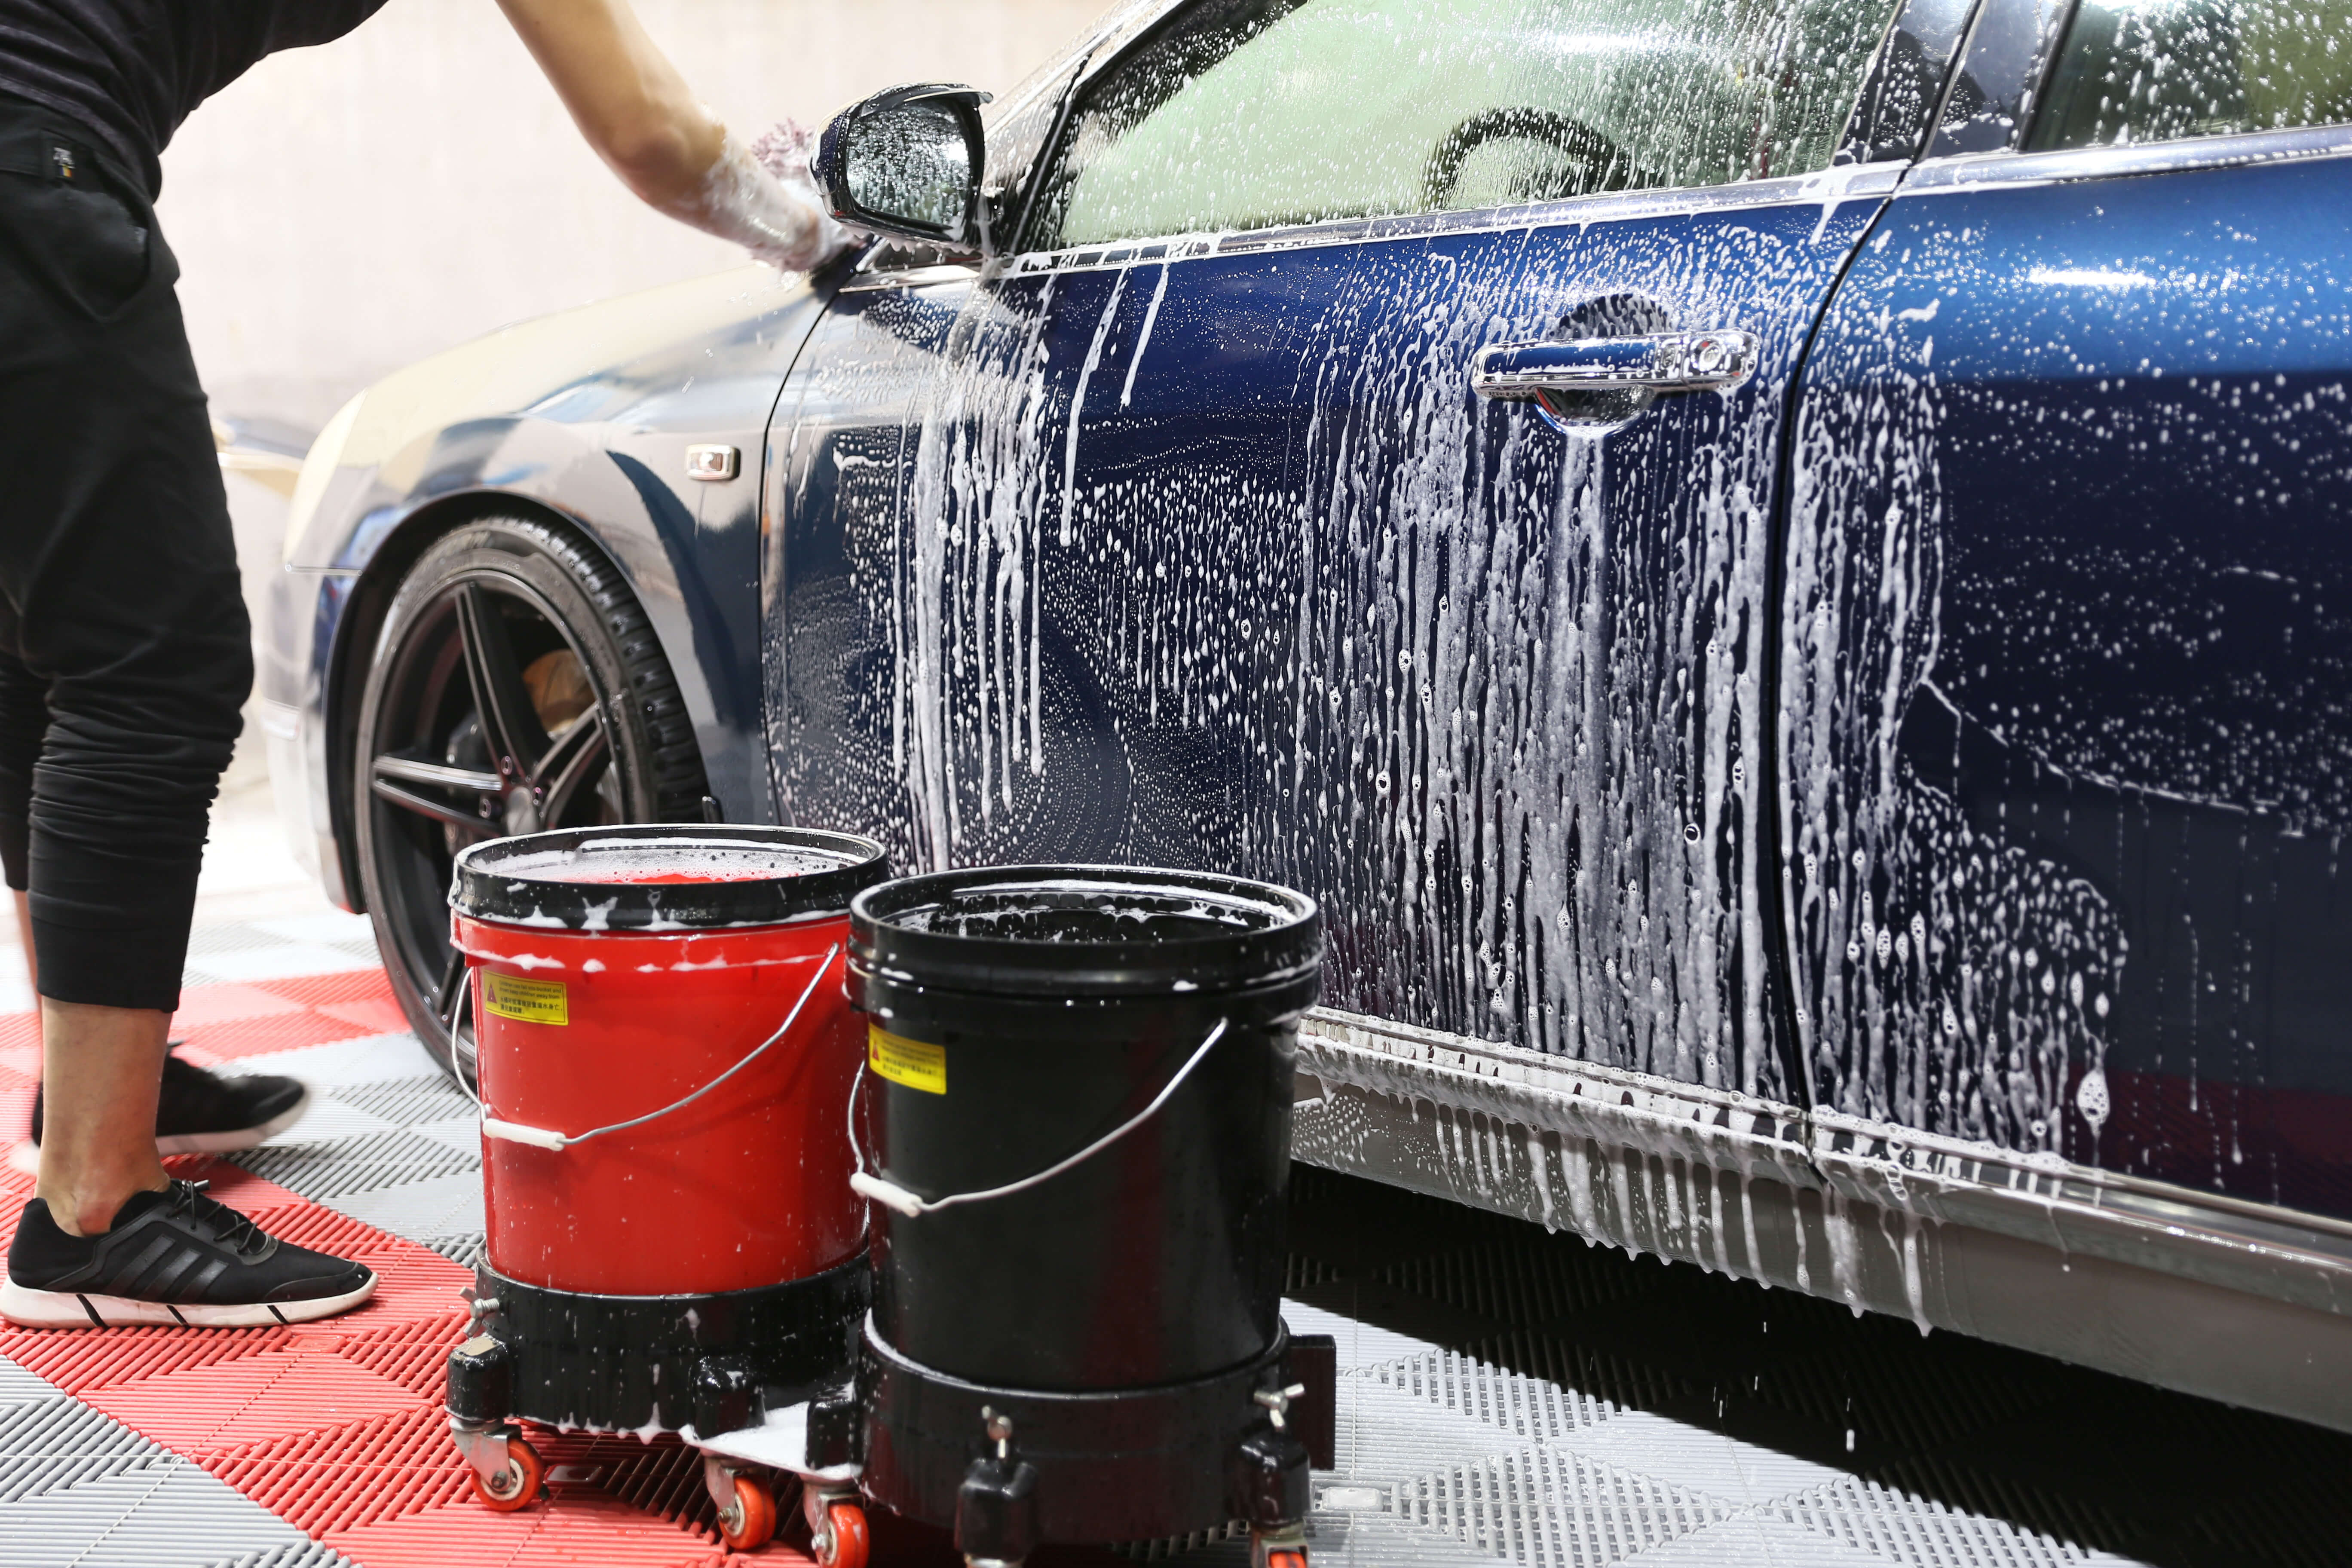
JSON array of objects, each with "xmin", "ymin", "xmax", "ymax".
[{"xmin": 271, "ymin": 265, "xmax": 833, "ymax": 908}]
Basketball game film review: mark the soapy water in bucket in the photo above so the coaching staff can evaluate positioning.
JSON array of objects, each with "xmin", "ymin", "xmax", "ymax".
[
  {"xmin": 883, "ymin": 876, "xmax": 1297, "ymax": 943},
  {"xmin": 490, "ymin": 837, "xmax": 865, "ymax": 885},
  {"xmin": 562, "ymin": 868, "xmax": 779, "ymax": 884}
]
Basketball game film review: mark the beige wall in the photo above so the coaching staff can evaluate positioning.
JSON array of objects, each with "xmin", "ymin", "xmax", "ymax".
[
  {"xmin": 159, "ymin": 0, "xmax": 1110, "ymax": 432},
  {"xmin": 175, "ymin": 0, "xmax": 1109, "ymax": 792}
]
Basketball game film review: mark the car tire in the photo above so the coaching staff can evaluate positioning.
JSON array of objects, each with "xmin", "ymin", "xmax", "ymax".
[{"xmin": 353, "ymin": 514, "xmax": 709, "ymax": 1084}]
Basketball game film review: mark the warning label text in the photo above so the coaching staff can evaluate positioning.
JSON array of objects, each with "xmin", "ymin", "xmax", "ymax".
[
  {"xmin": 482, "ymin": 972, "xmax": 569, "ymax": 1026},
  {"xmin": 869, "ymin": 1027, "xmax": 946, "ymax": 1094}
]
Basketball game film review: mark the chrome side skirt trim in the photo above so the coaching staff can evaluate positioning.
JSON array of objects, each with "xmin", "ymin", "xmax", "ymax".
[{"xmin": 1293, "ymin": 1007, "xmax": 2352, "ymax": 1431}]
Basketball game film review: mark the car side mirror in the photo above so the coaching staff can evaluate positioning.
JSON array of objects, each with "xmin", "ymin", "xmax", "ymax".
[{"xmin": 813, "ymin": 83, "xmax": 993, "ymax": 254}]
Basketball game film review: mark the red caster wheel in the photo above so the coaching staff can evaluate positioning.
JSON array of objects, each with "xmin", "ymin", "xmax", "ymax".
[
  {"xmin": 717, "ymin": 1473, "xmax": 778, "ymax": 1552},
  {"xmin": 470, "ymin": 1434, "xmax": 544, "ymax": 1511},
  {"xmin": 1252, "ymin": 1527, "xmax": 1308, "ymax": 1568},
  {"xmin": 812, "ymin": 1498, "xmax": 869, "ymax": 1568}
]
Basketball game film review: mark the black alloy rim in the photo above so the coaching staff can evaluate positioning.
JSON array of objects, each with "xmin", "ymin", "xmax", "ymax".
[{"xmin": 365, "ymin": 577, "xmax": 625, "ymax": 1077}]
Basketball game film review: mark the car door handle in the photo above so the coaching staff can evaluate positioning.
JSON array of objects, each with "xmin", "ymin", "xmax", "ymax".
[{"xmin": 1471, "ymin": 331, "xmax": 1760, "ymax": 400}]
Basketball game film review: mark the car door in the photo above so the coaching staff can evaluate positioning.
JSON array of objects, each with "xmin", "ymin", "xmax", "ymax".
[
  {"xmin": 1782, "ymin": 0, "xmax": 2352, "ymax": 1218},
  {"xmin": 774, "ymin": 0, "xmax": 1924, "ymax": 1100},
  {"xmin": 761, "ymin": 52, "xmax": 1085, "ymax": 841}
]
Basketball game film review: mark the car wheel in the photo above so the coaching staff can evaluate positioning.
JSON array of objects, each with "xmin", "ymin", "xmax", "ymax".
[{"xmin": 353, "ymin": 515, "xmax": 709, "ymax": 1084}]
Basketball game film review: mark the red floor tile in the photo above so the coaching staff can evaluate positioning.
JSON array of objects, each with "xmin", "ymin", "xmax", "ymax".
[
  {"xmin": 204, "ymin": 1403, "xmax": 472, "ymax": 1537},
  {"xmin": 302, "ymin": 1246, "xmax": 474, "ymax": 1337},
  {"xmin": 0, "ymin": 1011, "xmax": 40, "ymax": 1057},
  {"xmin": 0, "ymin": 1321, "xmax": 293, "ymax": 1393},
  {"xmin": 256, "ymin": 970, "xmax": 404, "ymax": 1009},
  {"xmin": 179, "ymin": 1008, "xmax": 383, "ymax": 1061},
  {"xmin": 329, "ymin": 1488, "xmax": 732, "ymax": 1568},
  {"xmin": 318, "ymin": 995, "xmax": 416, "ymax": 1035},
  {"xmin": 83, "ymin": 1344, "xmax": 426, "ymax": 1451},
  {"xmin": 0, "ymin": 1167, "xmax": 32, "ymax": 1242},
  {"xmin": 337, "ymin": 1329, "xmax": 459, "ymax": 1401},
  {"xmin": 0, "ymin": 1071, "xmax": 31, "ymax": 1142},
  {"xmin": 173, "ymin": 984, "xmax": 311, "ymax": 1028}
]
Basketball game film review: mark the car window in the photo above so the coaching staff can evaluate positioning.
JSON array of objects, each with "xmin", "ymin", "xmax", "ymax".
[
  {"xmin": 1026, "ymin": 0, "xmax": 1907, "ymax": 250},
  {"xmin": 2028, "ymin": 0, "xmax": 2352, "ymax": 150}
]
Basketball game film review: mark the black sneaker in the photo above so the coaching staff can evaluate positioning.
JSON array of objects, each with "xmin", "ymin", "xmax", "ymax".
[
  {"xmin": 1, "ymin": 1179, "xmax": 375, "ymax": 1328},
  {"xmin": 20, "ymin": 1047, "xmax": 310, "ymax": 1160}
]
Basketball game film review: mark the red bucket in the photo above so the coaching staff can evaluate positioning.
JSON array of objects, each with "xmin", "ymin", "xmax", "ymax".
[{"xmin": 450, "ymin": 825, "xmax": 888, "ymax": 1296}]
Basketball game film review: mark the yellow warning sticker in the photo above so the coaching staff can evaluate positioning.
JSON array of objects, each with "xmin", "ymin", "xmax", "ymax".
[
  {"xmin": 869, "ymin": 1027, "xmax": 946, "ymax": 1095},
  {"xmin": 482, "ymin": 972, "xmax": 569, "ymax": 1026}
]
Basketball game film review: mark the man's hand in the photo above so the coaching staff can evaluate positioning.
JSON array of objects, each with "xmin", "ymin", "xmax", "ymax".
[{"xmin": 494, "ymin": 0, "xmax": 847, "ymax": 272}]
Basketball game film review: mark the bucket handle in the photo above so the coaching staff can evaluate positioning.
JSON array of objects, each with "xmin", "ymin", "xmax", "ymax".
[
  {"xmin": 847, "ymin": 1016, "xmax": 1228, "ymax": 1219},
  {"xmin": 479, "ymin": 942, "xmax": 842, "ymax": 1152}
]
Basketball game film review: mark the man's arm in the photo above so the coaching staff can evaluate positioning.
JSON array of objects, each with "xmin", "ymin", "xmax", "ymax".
[{"xmin": 494, "ymin": 0, "xmax": 838, "ymax": 269}]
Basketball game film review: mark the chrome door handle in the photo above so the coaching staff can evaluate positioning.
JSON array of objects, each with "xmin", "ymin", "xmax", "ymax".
[{"xmin": 1472, "ymin": 331, "xmax": 1760, "ymax": 400}]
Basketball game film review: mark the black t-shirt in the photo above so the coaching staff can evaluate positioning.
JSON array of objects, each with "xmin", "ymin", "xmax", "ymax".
[{"xmin": 0, "ymin": 0, "xmax": 388, "ymax": 195}]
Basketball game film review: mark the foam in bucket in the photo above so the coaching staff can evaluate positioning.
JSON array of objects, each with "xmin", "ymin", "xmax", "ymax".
[
  {"xmin": 492, "ymin": 836, "xmax": 864, "ymax": 887},
  {"xmin": 881, "ymin": 874, "xmax": 1297, "ymax": 943}
]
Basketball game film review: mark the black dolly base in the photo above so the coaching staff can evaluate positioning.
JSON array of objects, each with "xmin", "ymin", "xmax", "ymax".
[
  {"xmin": 856, "ymin": 1317, "xmax": 1337, "ymax": 1562},
  {"xmin": 447, "ymin": 1253, "xmax": 869, "ymax": 1436}
]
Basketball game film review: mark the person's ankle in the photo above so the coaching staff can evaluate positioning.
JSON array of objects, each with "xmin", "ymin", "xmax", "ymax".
[{"xmin": 38, "ymin": 1171, "xmax": 171, "ymax": 1237}]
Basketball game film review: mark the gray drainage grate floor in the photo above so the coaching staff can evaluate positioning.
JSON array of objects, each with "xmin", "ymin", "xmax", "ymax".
[{"xmin": 1257, "ymin": 1167, "xmax": 2351, "ymax": 1568}]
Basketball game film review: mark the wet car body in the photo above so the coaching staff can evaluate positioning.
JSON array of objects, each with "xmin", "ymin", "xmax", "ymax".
[{"xmin": 266, "ymin": 0, "xmax": 2352, "ymax": 1427}]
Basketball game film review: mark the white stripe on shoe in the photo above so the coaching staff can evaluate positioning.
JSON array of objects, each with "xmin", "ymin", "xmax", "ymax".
[{"xmin": 0, "ymin": 1270, "xmax": 376, "ymax": 1329}]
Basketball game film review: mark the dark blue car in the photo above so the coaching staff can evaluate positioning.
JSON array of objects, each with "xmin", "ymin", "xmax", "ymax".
[{"xmin": 264, "ymin": 0, "xmax": 2352, "ymax": 1430}]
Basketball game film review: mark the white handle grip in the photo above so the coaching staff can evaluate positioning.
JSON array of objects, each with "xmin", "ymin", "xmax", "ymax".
[
  {"xmin": 849, "ymin": 1170, "xmax": 926, "ymax": 1217},
  {"xmin": 481, "ymin": 1117, "xmax": 568, "ymax": 1151}
]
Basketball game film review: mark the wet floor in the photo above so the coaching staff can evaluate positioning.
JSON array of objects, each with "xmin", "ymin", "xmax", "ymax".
[{"xmin": 1266, "ymin": 1164, "xmax": 2348, "ymax": 1568}]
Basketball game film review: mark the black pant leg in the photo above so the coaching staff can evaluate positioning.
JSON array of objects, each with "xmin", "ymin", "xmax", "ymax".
[
  {"xmin": 0, "ymin": 110, "xmax": 250, "ymax": 1012},
  {"xmin": 0, "ymin": 603, "xmax": 46, "ymax": 895}
]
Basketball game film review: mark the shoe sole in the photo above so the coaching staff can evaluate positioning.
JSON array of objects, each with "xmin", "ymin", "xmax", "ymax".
[
  {"xmin": 0, "ymin": 1271, "xmax": 376, "ymax": 1329},
  {"xmin": 156, "ymin": 1087, "xmax": 315, "ymax": 1156},
  {"xmin": 7, "ymin": 1089, "xmax": 313, "ymax": 1177}
]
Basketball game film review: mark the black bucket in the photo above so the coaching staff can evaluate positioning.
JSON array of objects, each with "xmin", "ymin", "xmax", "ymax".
[{"xmin": 846, "ymin": 866, "xmax": 1321, "ymax": 1393}]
